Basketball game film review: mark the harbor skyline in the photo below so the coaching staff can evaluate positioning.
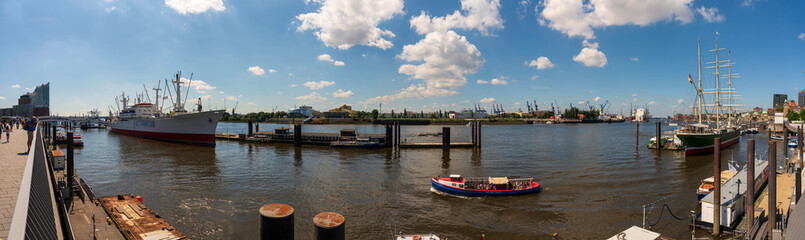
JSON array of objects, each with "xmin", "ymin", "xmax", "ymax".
[{"xmin": 1, "ymin": 0, "xmax": 804, "ymax": 116}]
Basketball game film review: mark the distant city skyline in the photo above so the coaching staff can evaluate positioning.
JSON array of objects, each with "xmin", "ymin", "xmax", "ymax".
[{"xmin": 1, "ymin": 0, "xmax": 804, "ymax": 117}]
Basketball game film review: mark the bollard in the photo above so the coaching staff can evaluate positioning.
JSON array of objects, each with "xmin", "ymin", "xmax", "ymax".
[
  {"xmin": 656, "ymin": 122, "xmax": 661, "ymax": 150},
  {"xmin": 67, "ymin": 131, "xmax": 75, "ymax": 199},
  {"xmin": 313, "ymin": 212, "xmax": 345, "ymax": 240},
  {"xmin": 746, "ymin": 139, "xmax": 755, "ymax": 231},
  {"xmin": 635, "ymin": 123, "xmax": 639, "ymax": 151},
  {"xmin": 442, "ymin": 127, "xmax": 450, "ymax": 151},
  {"xmin": 294, "ymin": 124, "xmax": 301, "ymax": 147},
  {"xmin": 713, "ymin": 137, "xmax": 721, "ymax": 235},
  {"xmin": 769, "ymin": 141, "xmax": 777, "ymax": 240},
  {"xmin": 248, "ymin": 120, "xmax": 254, "ymax": 137},
  {"xmin": 259, "ymin": 204, "xmax": 294, "ymax": 240}
]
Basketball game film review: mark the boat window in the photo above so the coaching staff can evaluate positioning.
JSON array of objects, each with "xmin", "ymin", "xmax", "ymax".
[{"xmin": 452, "ymin": 183, "xmax": 456, "ymax": 187}]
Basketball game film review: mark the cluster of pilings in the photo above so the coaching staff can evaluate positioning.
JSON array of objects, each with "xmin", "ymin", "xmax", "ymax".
[{"xmin": 259, "ymin": 204, "xmax": 344, "ymax": 240}]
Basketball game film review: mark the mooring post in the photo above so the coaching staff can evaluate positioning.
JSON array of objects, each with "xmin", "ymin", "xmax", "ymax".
[
  {"xmin": 293, "ymin": 124, "xmax": 301, "ymax": 147},
  {"xmin": 746, "ymin": 139, "xmax": 755, "ymax": 231},
  {"xmin": 799, "ymin": 126, "xmax": 804, "ymax": 167},
  {"xmin": 385, "ymin": 124, "xmax": 391, "ymax": 147},
  {"xmin": 67, "ymin": 131, "xmax": 75, "ymax": 199},
  {"xmin": 248, "ymin": 120, "xmax": 254, "ymax": 137},
  {"xmin": 713, "ymin": 137, "xmax": 721, "ymax": 236},
  {"xmin": 471, "ymin": 121, "xmax": 476, "ymax": 146},
  {"xmin": 442, "ymin": 127, "xmax": 450, "ymax": 151},
  {"xmin": 52, "ymin": 125, "xmax": 58, "ymax": 150},
  {"xmin": 396, "ymin": 122, "xmax": 401, "ymax": 146},
  {"xmin": 656, "ymin": 121, "xmax": 661, "ymax": 151},
  {"xmin": 635, "ymin": 123, "xmax": 639, "ymax": 151},
  {"xmin": 477, "ymin": 121, "xmax": 482, "ymax": 148},
  {"xmin": 313, "ymin": 212, "xmax": 345, "ymax": 240},
  {"xmin": 256, "ymin": 123, "xmax": 259, "ymax": 133},
  {"xmin": 769, "ymin": 140, "xmax": 777, "ymax": 240},
  {"xmin": 259, "ymin": 204, "xmax": 294, "ymax": 240}
]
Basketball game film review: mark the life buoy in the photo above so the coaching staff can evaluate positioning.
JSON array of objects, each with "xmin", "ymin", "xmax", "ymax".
[{"xmin": 412, "ymin": 235, "xmax": 421, "ymax": 240}]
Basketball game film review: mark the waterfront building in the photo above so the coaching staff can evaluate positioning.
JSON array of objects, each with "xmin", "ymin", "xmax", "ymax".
[
  {"xmin": 288, "ymin": 105, "xmax": 315, "ymax": 118},
  {"xmin": 11, "ymin": 83, "xmax": 49, "ymax": 117},
  {"xmin": 799, "ymin": 89, "xmax": 805, "ymax": 107},
  {"xmin": 0, "ymin": 108, "xmax": 12, "ymax": 116},
  {"xmin": 773, "ymin": 94, "xmax": 787, "ymax": 108}
]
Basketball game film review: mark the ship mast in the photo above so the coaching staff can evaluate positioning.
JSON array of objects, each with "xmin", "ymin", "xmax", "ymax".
[
  {"xmin": 172, "ymin": 71, "xmax": 184, "ymax": 112},
  {"xmin": 697, "ymin": 38, "xmax": 703, "ymax": 125},
  {"xmin": 704, "ymin": 33, "xmax": 728, "ymax": 129}
]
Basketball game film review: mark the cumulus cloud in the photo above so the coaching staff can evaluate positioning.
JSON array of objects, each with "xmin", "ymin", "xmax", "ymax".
[
  {"xmin": 528, "ymin": 56, "xmax": 555, "ymax": 70},
  {"xmin": 577, "ymin": 101, "xmax": 585, "ymax": 105},
  {"xmin": 677, "ymin": 98, "xmax": 684, "ymax": 104},
  {"xmin": 697, "ymin": 7, "xmax": 724, "ymax": 23},
  {"xmin": 288, "ymin": 73, "xmax": 295, "ymax": 77},
  {"xmin": 648, "ymin": 101, "xmax": 657, "ymax": 105},
  {"xmin": 477, "ymin": 79, "xmax": 489, "ymax": 84},
  {"xmin": 573, "ymin": 40, "xmax": 607, "ymax": 67},
  {"xmin": 410, "ymin": 0, "xmax": 503, "ymax": 35},
  {"xmin": 477, "ymin": 76, "xmax": 508, "ymax": 85},
  {"xmin": 317, "ymin": 54, "xmax": 346, "ymax": 66},
  {"xmin": 531, "ymin": 75, "xmax": 539, "ymax": 80},
  {"xmin": 0, "ymin": 96, "xmax": 5, "ymax": 100},
  {"xmin": 269, "ymin": 69, "xmax": 277, "ymax": 73},
  {"xmin": 11, "ymin": 84, "xmax": 21, "ymax": 88},
  {"xmin": 630, "ymin": 57, "xmax": 639, "ymax": 61},
  {"xmin": 106, "ymin": 6, "xmax": 116, "ymax": 13},
  {"xmin": 165, "ymin": 0, "xmax": 225, "ymax": 15},
  {"xmin": 632, "ymin": 93, "xmax": 637, "ymax": 97},
  {"xmin": 538, "ymin": 0, "xmax": 694, "ymax": 40},
  {"xmin": 480, "ymin": 97, "xmax": 496, "ymax": 103},
  {"xmin": 296, "ymin": 0, "xmax": 404, "ymax": 50},
  {"xmin": 361, "ymin": 31, "xmax": 484, "ymax": 105},
  {"xmin": 290, "ymin": 84, "xmax": 298, "ymax": 87},
  {"xmin": 594, "ymin": 96, "xmax": 601, "ymax": 102},
  {"xmin": 304, "ymin": 80, "xmax": 336, "ymax": 90},
  {"xmin": 332, "ymin": 89, "xmax": 354, "ymax": 98},
  {"xmin": 247, "ymin": 66, "xmax": 265, "ymax": 76},
  {"xmin": 296, "ymin": 92, "xmax": 328, "ymax": 102},
  {"xmin": 199, "ymin": 95, "xmax": 212, "ymax": 101},
  {"xmin": 799, "ymin": 33, "xmax": 805, "ymax": 41},
  {"xmin": 178, "ymin": 78, "xmax": 216, "ymax": 93}
]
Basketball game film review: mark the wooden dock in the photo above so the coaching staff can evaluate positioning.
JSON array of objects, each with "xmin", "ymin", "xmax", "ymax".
[
  {"xmin": 99, "ymin": 194, "xmax": 188, "ymax": 240},
  {"xmin": 399, "ymin": 142, "xmax": 475, "ymax": 148}
]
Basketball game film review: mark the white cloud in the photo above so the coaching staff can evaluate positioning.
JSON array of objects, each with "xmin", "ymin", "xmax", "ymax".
[
  {"xmin": 11, "ymin": 84, "xmax": 21, "ymax": 88},
  {"xmin": 531, "ymin": 75, "xmax": 539, "ymax": 80},
  {"xmin": 332, "ymin": 89, "xmax": 354, "ymax": 98},
  {"xmin": 304, "ymin": 80, "xmax": 335, "ymax": 90},
  {"xmin": 269, "ymin": 69, "xmax": 277, "ymax": 73},
  {"xmin": 477, "ymin": 79, "xmax": 489, "ymax": 84},
  {"xmin": 648, "ymin": 101, "xmax": 657, "ymax": 105},
  {"xmin": 480, "ymin": 97, "xmax": 496, "ymax": 103},
  {"xmin": 573, "ymin": 40, "xmax": 607, "ymax": 67},
  {"xmin": 594, "ymin": 96, "xmax": 601, "ymax": 102},
  {"xmin": 410, "ymin": 0, "xmax": 503, "ymax": 36},
  {"xmin": 632, "ymin": 98, "xmax": 638, "ymax": 102},
  {"xmin": 296, "ymin": 92, "xmax": 328, "ymax": 102},
  {"xmin": 697, "ymin": 7, "xmax": 724, "ymax": 23},
  {"xmin": 631, "ymin": 93, "xmax": 637, "ymax": 97},
  {"xmin": 630, "ymin": 57, "xmax": 639, "ymax": 61},
  {"xmin": 741, "ymin": 0, "xmax": 765, "ymax": 7},
  {"xmin": 0, "ymin": 96, "xmax": 5, "ymax": 100},
  {"xmin": 490, "ymin": 77, "xmax": 508, "ymax": 85},
  {"xmin": 106, "ymin": 6, "xmax": 116, "ymax": 13},
  {"xmin": 290, "ymin": 84, "xmax": 298, "ymax": 87},
  {"xmin": 362, "ymin": 31, "xmax": 483, "ymax": 105},
  {"xmin": 199, "ymin": 95, "xmax": 212, "ymax": 101},
  {"xmin": 317, "ymin": 54, "xmax": 346, "ymax": 66},
  {"xmin": 288, "ymin": 73, "xmax": 295, "ymax": 77},
  {"xmin": 247, "ymin": 66, "xmax": 265, "ymax": 76},
  {"xmin": 296, "ymin": 0, "xmax": 404, "ymax": 50},
  {"xmin": 527, "ymin": 56, "xmax": 555, "ymax": 69},
  {"xmin": 538, "ymin": 0, "xmax": 694, "ymax": 40},
  {"xmin": 225, "ymin": 95, "xmax": 237, "ymax": 101},
  {"xmin": 799, "ymin": 33, "xmax": 805, "ymax": 41},
  {"xmin": 165, "ymin": 0, "xmax": 225, "ymax": 15},
  {"xmin": 677, "ymin": 98, "xmax": 684, "ymax": 104},
  {"xmin": 577, "ymin": 101, "xmax": 585, "ymax": 105},
  {"xmin": 178, "ymin": 78, "xmax": 216, "ymax": 93}
]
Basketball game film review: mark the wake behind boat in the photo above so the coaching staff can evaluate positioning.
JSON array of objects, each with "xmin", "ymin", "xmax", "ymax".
[
  {"xmin": 109, "ymin": 71, "xmax": 225, "ymax": 146},
  {"xmin": 431, "ymin": 174, "xmax": 541, "ymax": 197}
]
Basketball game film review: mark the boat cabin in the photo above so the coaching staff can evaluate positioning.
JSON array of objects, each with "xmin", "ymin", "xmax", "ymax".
[
  {"xmin": 449, "ymin": 174, "xmax": 463, "ymax": 182},
  {"xmin": 119, "ymin": 103, "xmax": 156, "ymax": 119},
  {"xmin": 274, "ymin": 127, "xmax": 290, "ymax": 134}
]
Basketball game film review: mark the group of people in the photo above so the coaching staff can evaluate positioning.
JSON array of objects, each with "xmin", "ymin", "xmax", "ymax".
[{"xmin": 1, "ymin": 117, "xmax": 37, "ymax": 154}]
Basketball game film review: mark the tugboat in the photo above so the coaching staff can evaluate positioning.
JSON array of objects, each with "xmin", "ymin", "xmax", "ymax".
[{"xmin": 431, "ymin": 174, "xmax": 541, "ymax": 197}]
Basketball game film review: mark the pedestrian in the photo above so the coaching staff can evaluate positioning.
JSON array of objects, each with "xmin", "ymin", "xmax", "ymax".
[
  {"xmin": 4, "ymin": 121, "xmax": 10, "ymax": 143},
  {"xmin": 23, "ymin": 117, "xmax": 36, "ymax": 154}
]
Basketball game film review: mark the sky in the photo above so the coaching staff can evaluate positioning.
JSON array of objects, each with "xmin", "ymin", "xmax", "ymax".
[{"xmin": 1, "ymin": 0, "xmax": 804, "ymax": 117}]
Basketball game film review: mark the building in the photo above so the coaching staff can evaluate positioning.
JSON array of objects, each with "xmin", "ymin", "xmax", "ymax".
[
  {"xmin": 800, "ymin": 90, "xmax": 805, "ymax": 107},
  {"xmin": 753, "ymin": 107, "xmax": 763, "ymax": 114},
  {"xmin": 11, "ymin": 83, "xmax": 49, "ymax": 117},
  {"xmin": 288, "ymin": 105, "xmax": 315, "ymax": 118},
  {"xmin": 773, "ymin": 94, "xmax": 787, "ymax": 109},
  {"xmin": 0, "ymin": 108, "xmax": 12, "ymax": 116},
  {"xmin": 448, "ymin": 110, "xmax": 489, "ymax": 119}
]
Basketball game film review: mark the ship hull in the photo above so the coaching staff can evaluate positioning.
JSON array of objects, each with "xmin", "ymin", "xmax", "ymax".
[
  {"xmin": 677, "ymin": 129, "xmax": 740, "ymax": 156},
  {"xmin": 109, "ymin": 110, "xmax": 224, "ymax": 145}
]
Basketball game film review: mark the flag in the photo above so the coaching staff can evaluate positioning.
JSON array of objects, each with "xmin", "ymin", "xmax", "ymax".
[{"xmin": 688, "ymin": 74, "xmax": 693, "ymax": 84}]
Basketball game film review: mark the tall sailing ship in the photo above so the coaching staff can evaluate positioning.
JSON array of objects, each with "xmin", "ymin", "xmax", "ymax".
[
  {"xmin": 109, "ymin": 71, "xmax": 225, "ymax": 145},
  {"xmin": 675, "ymin": 35, "xmax": 742, "ymax": 156}
]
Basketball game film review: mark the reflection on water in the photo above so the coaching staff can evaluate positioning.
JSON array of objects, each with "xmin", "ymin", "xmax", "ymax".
[{"xmin": 71, "ymin": 122, "xmax": 779, "ymax": 239}]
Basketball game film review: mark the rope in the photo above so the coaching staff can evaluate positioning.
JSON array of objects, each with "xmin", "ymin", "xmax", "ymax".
[{"xmin": 647, "ymin": 204, "xmax": 689, "ymax": 227}]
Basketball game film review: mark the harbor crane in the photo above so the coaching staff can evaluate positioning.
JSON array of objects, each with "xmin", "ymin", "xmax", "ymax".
[
  {"xmin": 232, "ymin": 101, "xmax": 239, "ymax": 115},
  {"xmin": 598, "ymin": 100, "xmax": 610, "ymax": 114}
]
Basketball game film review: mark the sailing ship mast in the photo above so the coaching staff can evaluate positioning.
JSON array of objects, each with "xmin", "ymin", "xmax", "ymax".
[
  {"xmin": 703, "ymin": 33, "xmax": 729, "ymax": 129},
  {"xmin": 697, "ymin": 38, "xmax": 703, "ymax": 125}
]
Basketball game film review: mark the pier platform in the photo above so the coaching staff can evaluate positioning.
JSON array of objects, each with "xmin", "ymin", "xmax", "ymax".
[
  {"xmin": 0, "ymin": 130, "xmax": 29, "ymax": 239},
  {"xmin": 399, "ymin": 142, "xmax": 475, "ymax": 148}
]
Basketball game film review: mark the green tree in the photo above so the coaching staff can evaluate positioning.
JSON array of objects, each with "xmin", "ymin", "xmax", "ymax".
[
  {"xmin": 371, "ymin": 109, "xmax": 379, "ymax": 120},
  {"xmin": 787, "ymin": 111, "xmax": 800, "ymax": 121}
]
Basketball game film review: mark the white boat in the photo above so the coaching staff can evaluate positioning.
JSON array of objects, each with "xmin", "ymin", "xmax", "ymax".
[
  {"xmin": 109, "ymin": 71, "xmax": 225, "ymax": 145},
  {"xmin": 394, "ymin": 233, "xmax": 440, "ymax": 240}
]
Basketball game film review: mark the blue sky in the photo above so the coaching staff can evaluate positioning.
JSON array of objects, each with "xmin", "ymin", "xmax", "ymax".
[{"xmin": 1, "ymin": 0, "xmax": 804, "ymax": 117}]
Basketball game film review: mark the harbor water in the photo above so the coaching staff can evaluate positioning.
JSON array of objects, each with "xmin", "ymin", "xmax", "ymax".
[{"xmin": 72, "ymin": 122, "xmax": 777, "ymax": 239}]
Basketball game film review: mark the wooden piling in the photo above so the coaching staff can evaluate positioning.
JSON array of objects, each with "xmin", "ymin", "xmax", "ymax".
[
  {"xmin": 784, "ymin": 127, "xmax": 789, "ymax": 159},
  {"xmin": 293, "ymin": 124, "xmax": 301, "ymax": 147},
  {"xmin": 746, "ymin": 139, "xmax": 755, "ymax": 231},
  {"xmin": 67, "ymin": 131, "xmax": 75, "ymax": 199},
  {"xmin": 313, "ymin": 212, "xmax": 345, "ymax": 240},
  {"xmin": 635, "ymin": 123, "xmax": 639, "ymax": 151},
  {"xmin": 259, "ymin": 204, "xmax": 294, "ymax": 240},
  {"xmin": 385, "ymin": 124, "xmax": 392, "ymax": 147},
  {"xmin": 442, "ymin": 127, "xmax": 450, "ymax": 151},
  {"xmin": 52, "ymin": 125, "xmax": 57, "ymax": 150},
  {"xmin": 477, "ymin": 121, "xmax": 482, "ymax": 148},
  {"xmin": 713, "ymin": 137, "xmax": 721, "ymax": 236},
  {"xmin": 769, "ymin": 140, "xmax": 777, "ymax": 240},
  {"xmin": 656, "ymin": 122, "xmax": 661, "ymax": 151},
  {"xmin": 248, "ymin": 120, "xmax": 254, "ymax": 137},
  {"xmin": 471, "ymin": 122, "xmax": 476, "ymax": 146},
  {"xmin": 256, "ymin": 123, "xmax": 260, "ymax": 133}
]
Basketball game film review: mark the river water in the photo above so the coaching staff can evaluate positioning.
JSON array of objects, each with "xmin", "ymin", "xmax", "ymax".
[{"xmin": 71, "ymin": 122, "xmax": 778, "ymax": 239}]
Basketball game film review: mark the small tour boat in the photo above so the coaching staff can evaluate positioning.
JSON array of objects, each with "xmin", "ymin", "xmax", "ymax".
[
  {"xmin": 330, "ymin": 137, "xmax": 382, "ymax": 148},
  {"xmin": 696, "ymin": 170, "xmax": 735, "ymax": 200},
  {"xmin": 418, "ymin": 132, "xmax": 443, "ymax": 137},
  {"xmin": 431, "ymin": 174, "xmax": 541, "ymax": 197},
  {"xmin": 394, "ymin": 233, "xmax": 440, "ymax": 240},
  {"xmin": 73, "ymin": 135, "xmax": 84, "ymax": 147},
  {"xmin": 771, "ymin": 135, "xmax": 784, "ymax": 140}
]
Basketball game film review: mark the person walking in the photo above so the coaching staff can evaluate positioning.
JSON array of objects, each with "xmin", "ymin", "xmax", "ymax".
[
  {"xmin": 5, "ymin": 120, "xmax": 11, "ymax": 143},
  {"xmin": 23, "ymin": 117, "xmax": 36, "ymax": 154}
]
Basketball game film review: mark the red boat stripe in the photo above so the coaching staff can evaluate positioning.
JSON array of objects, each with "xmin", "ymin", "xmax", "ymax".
[{"xmin": 111, "ymin": 128, "xmax": 215, "ymax": 144}]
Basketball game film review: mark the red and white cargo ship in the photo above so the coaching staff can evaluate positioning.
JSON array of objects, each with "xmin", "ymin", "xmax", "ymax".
[{"xmin": 109, "ymin": 71, "xmax": 225, "ymax": 145}]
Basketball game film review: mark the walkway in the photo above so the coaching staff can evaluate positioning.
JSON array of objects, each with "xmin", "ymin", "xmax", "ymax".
[{"xmin": 0, "ymin": 129, "xmax": 32, "ymax": 239}]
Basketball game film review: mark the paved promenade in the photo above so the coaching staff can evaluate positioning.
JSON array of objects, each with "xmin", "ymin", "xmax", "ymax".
[{"xmin": 0, "ymin": 129, "xmax": 31, "ymax": 239}]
